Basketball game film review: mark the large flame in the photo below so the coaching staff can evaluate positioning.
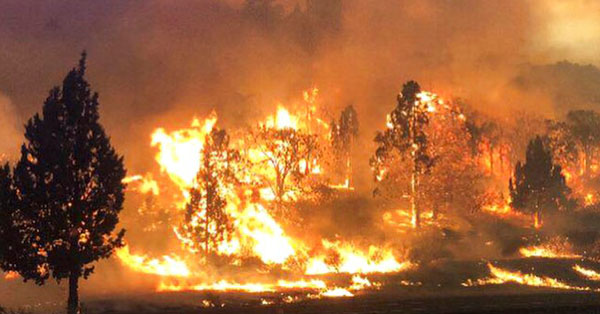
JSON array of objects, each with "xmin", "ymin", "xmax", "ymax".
[
  {"xmin": 115, "ymin": 245, "xmax": 190, "ymax": 277},
  {"xmin": 116, "ymin": 88, "xmax": 412, "ymax": 294}
]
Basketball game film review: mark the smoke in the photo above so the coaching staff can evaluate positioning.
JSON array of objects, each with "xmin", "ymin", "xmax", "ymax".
[
  {"xmin": 1, "ymin": 0, "xmax": 600, "ymax": 306},
  {"xmin": 0, "ymin": 93, "xmax": 22, "ymax": 160},
  {"xmin": 1, "ymin": 0, "xmax": 593, "ymax": 171},
  {"xmin": 0, "ymin": 0, "xmax": 594, "ymax": 150}
]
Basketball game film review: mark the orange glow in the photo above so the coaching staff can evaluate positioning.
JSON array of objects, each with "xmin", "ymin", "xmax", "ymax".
[
  {"xmin": 465, "ymin": 263, "xmax": 592, "ymax": 291},
  {"xmin": 519, "ymin": 245, "xmax": 580, "ymax": 259},
  {"xmin": 3, "ymin": 271, "xmax": 18, "ymax": 280},
  {"xmin": 115, "ymin": 88, "xmax": 414, "ymax": 294},
  {"xmin": 115, "ymin": 245, "xmax": 190, "ymax": 277},
  {"xmin": 574, "ymin": 265, "xmax": 600, "ymax": 280}
]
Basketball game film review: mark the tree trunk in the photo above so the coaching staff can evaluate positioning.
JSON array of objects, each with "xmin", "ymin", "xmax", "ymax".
[
  {"xmin": 205, "ymin": 207, "xmax": 209, "ymax": 260},
  {"xmin": 488, "ymin": 143, "xmax": 494, "ymax": 175},
  {"xmin": 534, "ymin": 197, "xmax": 542, "ymax": 229},
  {"xmin": 585, "ymin": 147, "xmax": 591, "ymax": 178},
  {"xmin": 411, "ymin": 167, "xmax": 420, "ymax": 229},
  {"xmin": 410, "ymin": 103, "xmax": 420, "ymax": 229},
  {"xmin": 67, "ymin": 271, "xmax": 79, "ymax": 314}
]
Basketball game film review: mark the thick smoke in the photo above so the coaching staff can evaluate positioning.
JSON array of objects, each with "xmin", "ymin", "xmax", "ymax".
[{"xmin": 1, "ymin": 0, "xmax": 600, "ymax": 307}]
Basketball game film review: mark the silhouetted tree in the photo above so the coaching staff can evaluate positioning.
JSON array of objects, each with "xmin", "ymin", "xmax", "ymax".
[
  {"xmin": 0, "ymin": 53, "xmax": 126, "ymax": 314},
  {"xmin": 179, "ymin": 128, "xmax": 239, "ymax": 260},
  {"xmin": 371, "ymin": 81, "xmax": 433, "ymax": 228},
  {"xmin": 565, "ymin": 110, "xmax": 600, "ymax": 178},
  {"xmin": 509, "ymin": 136, "xmax": 570, "ymax": 228},
  {"xmin": 330, "ymin": 105, "xmax": 359, "ymax": 186}
]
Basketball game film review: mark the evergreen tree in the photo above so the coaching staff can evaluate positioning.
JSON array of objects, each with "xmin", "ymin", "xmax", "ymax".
[
  {"xmin": 179, "ymin": 128, "xmax": 239, "ymax": 260},
  {"xmin": 371, "ymin": 81, "xmax": 433, "ymax": 228},
  {"xmin": 0, "ymin": 52, "xmax": 126, "ymax": 314},
  {"xmin": 509, "ymin": 136, "xmax": 570, "ymax": 228}
]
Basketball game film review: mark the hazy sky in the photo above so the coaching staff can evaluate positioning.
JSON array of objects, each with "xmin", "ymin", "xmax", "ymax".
[{"xmin": 0, "ymin": 0, "xmax": 597, "ymax": 169}]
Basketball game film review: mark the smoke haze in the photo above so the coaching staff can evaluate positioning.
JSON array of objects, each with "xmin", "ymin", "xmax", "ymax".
[{"xmin": 1, "ymin": 0, "xmax": 600, "ymax": 308}]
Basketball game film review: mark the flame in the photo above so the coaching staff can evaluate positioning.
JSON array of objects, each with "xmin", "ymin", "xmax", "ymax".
[
  {"xmin": 264, "ymin": 106, "xmax": 299, "ymax": 130},
  {"xmin": 585, "ymin": 193, "xmax": 595, "ymax": 206},
  {"xmin": 320, "ymin": 287, "xmax": 354, "ymax": 297},
  {"xmin": 349, "ymin": 275, "xmax": 381, "ymax": 290},
  {"xmin": 157, "ymin": 277, "xmax": 361, "ymax": 297},
  {"xmin": 123, "ymin": 173, "xmax": 160, "ymax": 195},
  {"xmin": 573, "ymin": 264, "xmax": 600, "ymax": 280},
  {"xmin": 115, "ymin": 245, "xmax": 190, "ymax": 277},
  {"xmin": 519, "ymin": 246, "xmax": 581, "ymax": 259},
  {"xmin": 305, "ymin": 240, "xmax": 412, "ymax": 275},
  {"xmin": 116, "ymin": 88, "xmax": 414, "ymax": 293},
  {"xmin": 519, "ymin": 238, "xmax": 581, "ymax": 259},
  {"xmin": 466, "ymin": 263, "xmax": 592, "ymax": 291},
  {"xmin": 151, "ymin": 112, "xmax": 217, "ymax": 188},
  {"xmin": 482, "ymin": 203, "xmax": 513, "ymax": 216},
  {"xmin": 3, "ymin": 271, "xmax": 18, "ymax": 280}
]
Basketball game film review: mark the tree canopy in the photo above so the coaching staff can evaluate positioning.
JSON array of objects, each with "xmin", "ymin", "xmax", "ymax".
[
  {"xmin": 0, "ymin": 52, "xmax": 126, "ymax": 314},
  {"xmin": 509, "ymin": 136, "xmax": 571, "ymax": 227}
]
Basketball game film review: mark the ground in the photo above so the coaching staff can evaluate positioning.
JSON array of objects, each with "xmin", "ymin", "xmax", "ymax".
[
  {"xmin": 5, "ymin": 258, "xmax": 600, "ymax": 313},
  {"xmin": 85, "ymin": 290, "xmax": 600, "ymax": 314}
]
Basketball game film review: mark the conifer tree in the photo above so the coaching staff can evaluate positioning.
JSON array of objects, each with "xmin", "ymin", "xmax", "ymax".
[
  {"xmin": 180, "ymin": 128, "xmax": 239, "ymax": 260},
  {"xmin": 509, "ymin": 136, "xmax": 570, "ymax": 228},
  {"xmin": 371, "ymin": 81, "xmax": 433, "ymax": 228},
  {"xmin": 0, "ymin": 53, "xmax": 126, "ymax": 314}
]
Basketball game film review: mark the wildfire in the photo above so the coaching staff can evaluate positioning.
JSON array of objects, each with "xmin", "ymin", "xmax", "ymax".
[
  {"xmin": 573, "ymin": 264, "xmax": 600, "ymax": 280},
  {"xmin": 115, "ymin": 245, "xmax": 190, "ymax": 277},
  {"xmin": 519, "ymin": 238, "xmax": 581, "ymax": 259},
  {"xmin": 585, "ymin": 193, "xmax": 595, "ymax": 206},
  {"xmin": 519, "ymin": 246, "xmax": 581, "ymax": 259},
  {"xmin": 466, "ymin": 263, "xmax": 592, "ymax": 291},
  {"xmin": 320, "ymin": 287, "xmax": 354, "ymax": 297},
  {"xmin": 115, "ymin": 88, "xmax": 414, "ymax": 295},
  {"xmin": 482, "ymin": 203, "xmax": 513, "ymax": 216},
  {"xmin": 157, "ymin": 276, "xmax": 376, "ymax": 297},
  {"xmin": 122, "ymin": 174, "xmax": 160, "ymax": 195},
  {"xmin": 150, "ymin": 112, "xmax": 218, "ymax": 188},
  {"xmin": 3, "ymin": 271, "xmax": 18, "ymax": 280},
  {"xmin": 305, "ymin": 240, "xmax": 412, "ymax": 275}
]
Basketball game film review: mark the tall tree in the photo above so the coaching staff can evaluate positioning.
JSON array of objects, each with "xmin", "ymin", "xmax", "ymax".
[
  {"xmin": 179, "ymin": 128, "xmax": 239, "ymax": 260},
  {"xmin": 371, "ymin": 81, "xmax": 433, "ymax": 228},
  {"xmin": 0, "ymin": 53, "xmax": 126, "ymax": 314},
  {"xmin": 330, "ymin": 105, "xmax": 359, "ymax": 186},
  {"xmin": 509, "ymin": 136, "xmax": 570, "ymax": 228},
  {"xmin": 565, "ymin": 110, "xmax": 600, "ymax": 178}
]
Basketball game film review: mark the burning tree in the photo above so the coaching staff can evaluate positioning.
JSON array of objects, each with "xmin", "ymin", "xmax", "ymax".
[
  {"xmin": 330, "ymin": 105, "xmax": 359, "ymax": 187},
  {"xmin": 0, "ymin": 53, "xmax": 126, "ymax": 314},
  {"xmin": 421, "ymin": 103, "xmax": 483, "ymax": 219},
  {"xmin": 509, "ymin": 136, "xmax": 571, "ymax": 228},
  {"xmin": 371, "ymin": 81, "xmax": 433, "ymax": 229},
  {"xmin": 544, "ymin": 119, "xmax": 579, "ymax": 175},
  {"xmin": 465, "ymin": 119, "xmax": 504, "ymax": 175},
  {"xmin": 565, "ymin": 110, "xmax": 600, "ymax": 178},
  {"xmin": 253, "ymin": 121, "xmax": 319, "ymax": 216},
  {"xmin": 179, "ymin": 127, "xmax": 239, "ymax": 260}
]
